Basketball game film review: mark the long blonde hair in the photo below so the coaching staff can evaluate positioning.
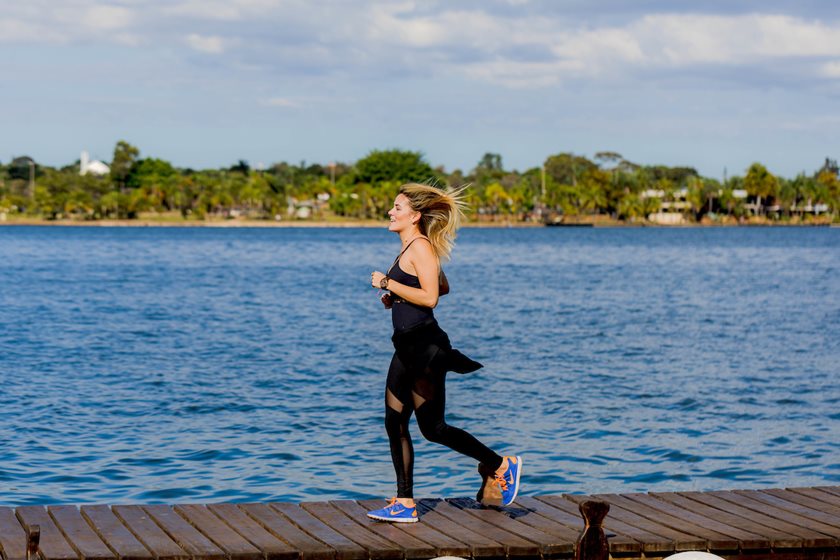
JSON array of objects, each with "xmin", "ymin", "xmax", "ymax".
[{"xmin": 399, "ymin": 183, "xmax": 468, "ymax": 261}]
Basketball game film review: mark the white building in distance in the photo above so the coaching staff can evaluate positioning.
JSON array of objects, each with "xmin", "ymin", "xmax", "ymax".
[{"xmin": 80, "ymin": 151, "xmax": 110, "ymax": 176}]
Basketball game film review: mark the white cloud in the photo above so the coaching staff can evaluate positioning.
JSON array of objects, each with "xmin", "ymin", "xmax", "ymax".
[
  {"xmin": 820, "ymin": 61, "xmax": 840, "ymax": 78},
  {"xmin": 0, "ymin": 1, "xmax": 135, "ymax": 43},
  {"xmin": 3, "ymin": 1, "xmax": 840, "ymax": 89},
  {"xmin": 339, "ymin": 7, "xmax": 840, "ymax": 86},
  {"xmin": 630, "ymin": 14, "xmax": 840, "ymax": 65},
  {"xmin": 462, "ymin": 12, "xmax": 840, "ymax": 86},
  {"xmin": 261, "ymin": 97, "xmax": 299, "ymax": 107},
  {"xmin": 185, "ymin": 33, "xmax": 226, "ymax": 54},
  {"xmin": 162, "ymin": 0, "xmax": 298, "ymax": 21},
  {"xmin": 0, "ymin": 19, "xmax": 59, "ymax": 42},
  {"xmin": 78, "ymin": 5, "xmax": 134, "ymax": 30}
]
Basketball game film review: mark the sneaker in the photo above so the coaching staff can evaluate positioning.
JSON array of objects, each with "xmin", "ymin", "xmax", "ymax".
[
  {"xmin": 366, "ymin": 498, "xmax": 419, "ymax": 523},
  {"xmin": 476, "ymin": 462, "xmax": 502, "ymax": 507},
  {"xmin": 494, "ymin": 456, "xmax": 522, "ymax": 506}
]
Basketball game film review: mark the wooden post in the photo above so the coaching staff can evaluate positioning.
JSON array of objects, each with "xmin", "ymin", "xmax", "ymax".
[
  {"xmin": 26, "ymin": 524, "xmax": 40, "ymax": 560},
  {"xmin": 575, "ymin": 500, "xmax": 610, "ymax": 560}
]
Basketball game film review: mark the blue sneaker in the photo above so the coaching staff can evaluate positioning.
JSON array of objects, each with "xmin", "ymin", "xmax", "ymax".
[
  {"xmin": 366, "ymin": 498, "xmax": 418, "ymax": 523},
  {"xmin": 495, "ymin": 456, "xmax": 522, "ymax": 506}
]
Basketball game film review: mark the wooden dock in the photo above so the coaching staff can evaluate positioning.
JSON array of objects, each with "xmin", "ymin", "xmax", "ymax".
[{"xmin": 2, "ymin": 487, "xmax": 839, "ymax": 560}]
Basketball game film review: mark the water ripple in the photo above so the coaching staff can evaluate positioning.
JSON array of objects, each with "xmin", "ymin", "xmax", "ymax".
[{"xmin": 0, "ymin": 226, "xmax": 838, "ymax": 505}]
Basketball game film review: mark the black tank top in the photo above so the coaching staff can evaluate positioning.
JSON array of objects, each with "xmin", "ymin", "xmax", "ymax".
[{"xmin": 388, "ymin": 239, "xmax": 435, "ymax": 331}]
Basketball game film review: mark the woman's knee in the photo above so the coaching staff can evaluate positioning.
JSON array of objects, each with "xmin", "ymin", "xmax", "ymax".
[
  {"xmin": 385, "ymin": 405, "xmax": 408, "ymax": 436},
  {"xmin": 417, "ymin": 415, "xmax": 448, "ymax": 443}
]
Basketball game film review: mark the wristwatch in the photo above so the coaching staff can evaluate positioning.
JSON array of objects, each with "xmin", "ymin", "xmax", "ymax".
[{"xmin": 380, "ymin": 275, "xmax": 390, "ymax": 290}]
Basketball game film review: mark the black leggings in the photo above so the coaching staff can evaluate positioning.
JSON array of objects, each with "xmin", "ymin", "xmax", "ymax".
[{"xmin": 385, "ymin": 350, "xmax": 503, "ymax": 498}]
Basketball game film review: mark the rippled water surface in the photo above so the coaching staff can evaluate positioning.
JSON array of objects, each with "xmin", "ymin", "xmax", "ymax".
[{"xmin": 1, "ymin": 225, "xmax": 838, "ymax": 506}]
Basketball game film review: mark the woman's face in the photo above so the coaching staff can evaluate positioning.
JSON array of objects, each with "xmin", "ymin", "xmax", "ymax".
[{"xmin": 388, "ymin": 194, "xmax": 419, "ymax": 233}]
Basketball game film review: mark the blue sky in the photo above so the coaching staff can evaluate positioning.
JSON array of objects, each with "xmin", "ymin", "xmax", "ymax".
[{"xmin": 2, "ymin": 0, "xmax": 839, "ymax": 178}]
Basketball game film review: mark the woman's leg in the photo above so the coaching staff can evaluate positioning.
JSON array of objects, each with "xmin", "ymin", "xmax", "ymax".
[
  {"xmin": 384, "ymin": 352, "xmax": 416, "ymax": 498},
  {"xmin": 413, "ymin": 367, "xmax": 503, "ymax": 470}
]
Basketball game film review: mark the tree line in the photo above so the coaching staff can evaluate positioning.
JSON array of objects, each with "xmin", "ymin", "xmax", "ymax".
[{"xmin": 1, "ymin": 141, "xmax": 838, "ymax": 223}]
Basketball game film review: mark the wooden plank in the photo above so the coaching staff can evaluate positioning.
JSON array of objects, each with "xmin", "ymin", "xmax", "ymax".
[
  {"xmin": 356, "ymin": 500, "xmax": 470, "ymax": 559},
  {"xmin": 739, "ymin": 490, "xmax": 840, "ymax": 531},
  {"xmin": 790, "ymin": 487, "xmax": 840, "ymax": 508},
  {"xmin": 787, "ymin": 488, "xmax": 840, "ymax": 513},
  {"xmin": 447, "ymin": 497, "xmax": 573, "ymax": 557},
  {"xmin": 299, "ymin": 502, "xmax": 402, "ymax": 560},
  {"xmin": 240, "ymin": 503, "xmax": 333, "ymax": 560},
  {"xmin": 813, "ymin": 487, "xmax": 840, "ymax": 500},
  {"xmin": 606, "ymin": 493, "xmax": 749, "ymax": 550},
  {"xmin": 206, "ymin": 504, "xmax": 299, "ymax": 560},
  {"xmin": 418, "ymin": 498, "xmax": 538, "ymax": 558},
  {"xmin": 80, "ymin": 506, "xmax": 152, "ymax": 560},
  {"xmin": 48, "ymin": 506, "xmax": 115, "ymax": 560},
  {"xmin": 110, "ymin": 506, "xmax": 187, "ymax": 560},
  {"xmin": 16, "ymin": 506, "xmax": 78, "ymax": 560},
  {"xmin": 562, "ymin": 494, "xmax": 680, "ymax": 554},
  {"xmin": 174, "ymin": 506, "xmax": 262, "ymax": 560},
  {"xmin": 537, "ymin": 495, "xmax": 668, "ymax": 554},
  {"xmin": 515, "ymin": 496, "xmax": 640, "ymax": 555},
  {"xmin": 271, "ymin": 502, "xmax": 367, "ymax": 560},
  {"xmin": 587, "ymin": 494, "xmax": 708, "ymax": 551},
  {"xmin": 712, "ymin": 491, "xmax": 840, "ymax": 539},
  {"xmin": 652, "ymin": 491, "xmax": 799, "ymax": 550},
  {"xmin": 498, "ymin": 497, "xmax": 585, "ymax": 547},
  {"xmin": 141, "ymin": 506, "xmax": 224, "ymax": 560},
  {"xmin": 634, "ymin": 493, "xmax": 771, "ymax": 550},
  {"xmin": 408, "ymin": 500, "xmax": 505, "ymax": 558},
  {"xmin": 0, "ymin": 507, "xmax": 27, "ymax": 560},
  {"xmin": 679, "ymin": 491, "xmax": 833, "ymax": 548},
  {"xmin": 329, "ymin": 501, "xmax": 437, "ymax": 559},
  {"xmin": 511, "ymin": 497, "xmax": 582, "ymax": 531}
]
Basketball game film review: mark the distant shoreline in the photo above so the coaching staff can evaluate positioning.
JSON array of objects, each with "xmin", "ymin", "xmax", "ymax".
[
  {"xmin": 0, "ymin": 217, "xmax": 835, "ymax": 228},
  {"xmin": 0, "ymin": 218, "xmax": 537, "ymax": 228}
]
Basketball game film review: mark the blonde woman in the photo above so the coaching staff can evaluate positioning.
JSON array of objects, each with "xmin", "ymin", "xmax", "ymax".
[{"xmin": 367, "ymin": 183, "xmax": 521, "ymax": 523}]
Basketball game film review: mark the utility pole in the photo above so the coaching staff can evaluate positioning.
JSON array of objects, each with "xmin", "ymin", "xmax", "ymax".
[
  {"xmin": 541, "ymin": 165, "xmax": 546, "ymax": 200},
  {"xmin": 28, "ymin": 160, "xmax": 35, "ymax": 198}
]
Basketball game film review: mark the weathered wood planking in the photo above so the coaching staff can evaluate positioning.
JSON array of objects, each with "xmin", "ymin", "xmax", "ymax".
[{"xmin": 0, "ymin": 487, "xmax": 838, "ymax": 560}]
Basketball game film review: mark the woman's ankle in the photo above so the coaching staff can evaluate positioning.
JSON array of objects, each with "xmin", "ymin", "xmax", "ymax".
[
  {"xmin": 495, "ymin": 456, "xmax": 509, "ymax": 475},
  {"xmin": 396, "ymin": 497, "xmax": 415, "ymax": 507}
]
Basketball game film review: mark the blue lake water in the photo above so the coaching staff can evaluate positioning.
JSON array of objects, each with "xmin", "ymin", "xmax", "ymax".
[{"xmin": 0, "ymin": 225, "xmax": 838, "ymax": 506}]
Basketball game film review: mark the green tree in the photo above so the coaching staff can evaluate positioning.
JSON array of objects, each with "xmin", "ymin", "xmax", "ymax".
[
  {"xmin": 483, "ymin": 182, "xmax": 512, "ymax": 219},
  {"xmin": 544, "ymin": 153, "xmax": 597, "ymax": 186},
  {"xmin": 743, "ymin": 163, "xmax": 778, "ymax": 213},
  {"xmin": 111, "ymin": 141, "xmax": 140, "ymax": 191},
  {"xmin": 594, "ymin": 151, "xmax": 623, "ymax": 168},
  {"xmin": 477, "ymin": 153, "xmax": 503, "ymax": 172},
  {"xmin": 353, "ymin": 150, "xmax": 435, "ymax": 185},
  {"xmin": 646, "ymin": 165, "xmax": 699, "ymax": 184},
  {"xmin": 617, "ymin": 193, "xmax": 643, "ymax": 220},
  {"xmin": 127, "ymin": 158, "xmax": 179, "ymax": 211},
  {"xmin": 229, "ymin": 160, "xmax": 250, "ymax": 174}
]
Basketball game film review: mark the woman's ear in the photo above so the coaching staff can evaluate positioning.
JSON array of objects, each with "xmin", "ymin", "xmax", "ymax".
[{"xmin": 412, "ymin": 212, "xmax": 421, "ymax": 225}]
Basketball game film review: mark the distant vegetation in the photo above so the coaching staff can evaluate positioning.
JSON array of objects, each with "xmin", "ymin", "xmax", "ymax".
[{"xmin": 1, "ymin": 141, "xmax": 838, "ymax": 224}]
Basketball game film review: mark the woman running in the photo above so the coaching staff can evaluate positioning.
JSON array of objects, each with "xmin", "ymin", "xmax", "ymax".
[{"xmin": 367, "ymin": 183, "xmax": 521, "ymax": 523}]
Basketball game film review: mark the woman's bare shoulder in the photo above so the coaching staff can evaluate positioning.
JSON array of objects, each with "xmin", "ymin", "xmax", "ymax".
[{"xmin": 408, "ymin": 237, "xmax": 435, "ymax": 258}]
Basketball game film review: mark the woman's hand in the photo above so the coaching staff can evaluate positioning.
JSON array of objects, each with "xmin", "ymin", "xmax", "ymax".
[
  {"xmin": 380, "ymin": 293, "xmax": 393, "ymax": 309},
  {"xmin": 371, "ymin": 270, "xmax": 387, "ymax": 288}
]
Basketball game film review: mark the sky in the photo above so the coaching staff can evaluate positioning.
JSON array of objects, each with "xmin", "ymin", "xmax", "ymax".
[{"xmin": 2, "ymin": 0, "xmax": 839, "ymax": 179}]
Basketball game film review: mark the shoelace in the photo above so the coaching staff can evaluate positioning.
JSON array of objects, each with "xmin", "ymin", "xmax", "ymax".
[
  {"xmin": 386, "ymin": 497, "xmax": 410, "ymax": 513},
  {"xmin": 494, "ymin": 471, "xmax": 509, "ymax": 491}
]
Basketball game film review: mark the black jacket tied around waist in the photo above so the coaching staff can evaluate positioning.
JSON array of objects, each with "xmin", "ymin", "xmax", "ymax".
[{"xmin": 391, "ymin": 319, "xmax": 483, "ymax": 375}]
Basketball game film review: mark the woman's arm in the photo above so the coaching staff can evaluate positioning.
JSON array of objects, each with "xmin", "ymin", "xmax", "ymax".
[{"xmin": 371, "ymin": 240, "xmax": 440, "ymax": 308}]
